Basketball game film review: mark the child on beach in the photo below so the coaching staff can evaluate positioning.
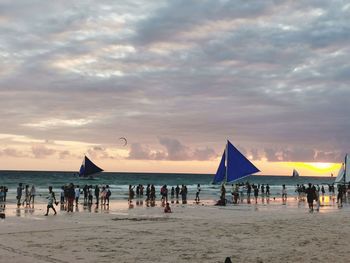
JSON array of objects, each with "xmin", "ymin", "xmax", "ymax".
[
  {"xmin": 164, "ymin": 202, "xmax": 172, "ymax": 213},
  {"xmin": 45, "ymin": 186, "xmax": 57, "ymax": 216}
]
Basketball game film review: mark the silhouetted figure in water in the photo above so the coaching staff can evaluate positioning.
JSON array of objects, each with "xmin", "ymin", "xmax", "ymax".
[
  {"xmin": 16, "ymin": 183, "xmax": 23, "ymax": 207},
  {"xmin": 94, "ymin": 185, "xmax": 100, "ymax": 205},
  {"xmin": 175, "ymin": 185, "xmax": 180, "ymax": 199},
  {"xmin": 337, "ymin": 184, "xmax": 344, "ymax": 208},
  {"xmin": 224, "ymin": 257, "xmax": 232, "ymax": 263},
  {"xmin": 195, "ymin": 184, "xmax": 201, "ymax": 202},
  {"xmin": 306, "ymin": 183, "xmax": 316, "ymax": 212}
]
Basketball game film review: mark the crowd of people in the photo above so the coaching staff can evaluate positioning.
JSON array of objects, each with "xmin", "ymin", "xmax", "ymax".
[
  {"xmin": 216, "ymin": 182, "xmax": 350, "ymax": 212},
  {"xmin": 1, "ymin": 181, "xmax": 350, "ymax": 217},
  {"xmin": 127, "ymin": 184, "xmax": 203, "ymax": 213},
  {"xmin": 15, "ymin": 183, "xmax": 36, "ymax": 207},
  {"xmin": 127, "ymin": 184, "xmax": 199, "ymax": 207}
]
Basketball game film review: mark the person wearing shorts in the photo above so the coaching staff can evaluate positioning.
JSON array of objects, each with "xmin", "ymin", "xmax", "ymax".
[{"xmin": 45, "ymin": 186, "xmax": 57, "ymax": 216}]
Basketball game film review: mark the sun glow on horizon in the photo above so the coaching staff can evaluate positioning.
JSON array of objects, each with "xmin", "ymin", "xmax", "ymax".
[{"xmin": 282, "ymin": 162, "xmax": 341, "ymax": 176}]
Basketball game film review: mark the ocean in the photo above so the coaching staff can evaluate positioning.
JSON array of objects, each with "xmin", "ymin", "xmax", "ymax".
[{"xmin": 0, "ymin": 171, "xmax": 336, "ymax": 203}]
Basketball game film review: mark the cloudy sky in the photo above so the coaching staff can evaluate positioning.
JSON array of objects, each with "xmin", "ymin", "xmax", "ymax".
[{"xmin": 0, "ymin": 0, "xmax": 349, "ymax": 175}]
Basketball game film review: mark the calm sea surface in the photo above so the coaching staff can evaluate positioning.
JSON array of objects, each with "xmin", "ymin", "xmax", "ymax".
[{"xmin": 0, "ymin": 171, "xmax": 336, "ymax": 202}]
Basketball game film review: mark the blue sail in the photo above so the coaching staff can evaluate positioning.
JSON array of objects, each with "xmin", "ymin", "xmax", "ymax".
[
  {"xmin": 226, "ymin": 140, "xmax": 260, "ymax": 182},
  {"xmin": 212, "ymin": 151, "xmax": 226, "ymax": 184},
  {"xmin": 79, "ymin": 156, "xmax": 103, "ymax": 178}
]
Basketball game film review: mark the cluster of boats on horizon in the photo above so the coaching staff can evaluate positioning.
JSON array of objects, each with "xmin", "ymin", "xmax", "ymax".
[{"xmin": 80, "ymin": 141, "xmax": 350, "ymax": 185}]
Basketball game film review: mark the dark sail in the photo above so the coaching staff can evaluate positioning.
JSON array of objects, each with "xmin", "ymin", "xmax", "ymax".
[
  {"xmin": 78, "ymin": 156, "xmax": 103, "ymax": 178},
  {"xmin": 213, "ymin": 140, "xmax": 260, "ymax": 184},
  {"xmin": 226, "ymin": 140, "xmax": 260, "ymax": 182},
  {"xmin": 212, "ymin": 151, "xmax": 226, "ymax": 184}
]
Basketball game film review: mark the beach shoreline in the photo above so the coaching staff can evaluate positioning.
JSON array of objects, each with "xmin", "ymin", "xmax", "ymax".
[{"xmin": 1, "ymin": 198, "xmax": 350, "ymax": 262}]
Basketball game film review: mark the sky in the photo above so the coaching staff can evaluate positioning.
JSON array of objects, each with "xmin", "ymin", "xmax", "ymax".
[{"xmin": 0, "ymin": 0, "xmax": 349, "ymax": 175}]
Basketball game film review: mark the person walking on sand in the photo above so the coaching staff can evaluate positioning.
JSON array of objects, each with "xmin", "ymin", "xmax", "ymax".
[{"xmin": 45, "ymin": 186, "xmax": 57, "ymax": 216}]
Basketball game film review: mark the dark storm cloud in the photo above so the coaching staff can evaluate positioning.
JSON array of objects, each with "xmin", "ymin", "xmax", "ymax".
[{"xmin": 0, "ymin": 0, "xmax": 349, "ymax": 163}]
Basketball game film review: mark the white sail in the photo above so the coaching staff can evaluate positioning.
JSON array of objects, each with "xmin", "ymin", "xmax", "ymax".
[
  {"xmin": 335, "ymin": 154, "xmax": 350, "ymax": 183},
  {"xmin": 345, "ymin": 154, "xmax": 350, "ymax": 182},
  {"xmin": 335, "ymin": 164, "xmax": 345, "ymax": 183}
]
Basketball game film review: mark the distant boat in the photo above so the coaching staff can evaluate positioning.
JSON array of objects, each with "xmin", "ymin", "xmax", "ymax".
[
  {"xmin": 292, "ymin": 169, "xmax": 300, "ymax": 178},
  {"xmin": 212, "ymin": 140, "xmax": 260, "ymax": 184},
  {"xmin": 78, "ymin": 156, "xmax": 103, "ymax": 179},
  {"xmin": 334, "ymin": 154, "xmax": 350, "ymax": 184}
]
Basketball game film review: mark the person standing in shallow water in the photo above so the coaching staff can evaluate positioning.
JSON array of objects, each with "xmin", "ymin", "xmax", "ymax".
[
  {"xmin": 306, "ymin": 183, "xmax": 315, "ymax": 212},
  {"xmin": 16, "ymin": 183, "xmax": 23, "ymax": 206},
  {"xmin": 94, "ymin": 185, "xmax": 100, "ymax": 205},
  {"xmin": 29, "ymin": 185, "xmax": 36, "ymax": 206},
  {"xmin": 75, "ymin": 185, "xmax": 80, "ymax": 205},
  {"xmin": 253, "ymin": 185, "xmax": 259, "ymax": 204},
  {"xmin": 175, "ymin": 185, "xmax": 180, "ymax": 199},
  {"xmin": 282, "ymin": 184, "xmax": 287, "ymax": 204},
  {"xmin": 195, "ymin": 184, "xmax": 201, "ymax": 202},
  {"xmin": 45, "ymin": 186, "xmax": 57, "ymax": 216}
]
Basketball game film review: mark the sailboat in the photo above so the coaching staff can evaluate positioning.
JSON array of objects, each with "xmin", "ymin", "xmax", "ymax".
[
  {"xmin": 78, "ymin": 155, "xmax": 104, "ymax": 179},
  {"xmin": 334, "ymin": 154, "xmax": 350, "ymax": 184},
  {"xmin": 292, "ymin": 169, "xmax": 300, "ymax": 178},
  {"xmin": 212, "ymin": 140, "xmax": 260, "ymax": 184}
]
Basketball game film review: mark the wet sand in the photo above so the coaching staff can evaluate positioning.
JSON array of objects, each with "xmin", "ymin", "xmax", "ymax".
[{"xmin": 1, "ymin": 198, "xmax": 350, "ymax": 263}]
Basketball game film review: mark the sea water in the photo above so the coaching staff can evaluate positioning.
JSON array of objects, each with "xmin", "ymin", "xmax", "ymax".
[{"xmin": 0, "ymin": 171, "xmax": 336, "ymax": 203}]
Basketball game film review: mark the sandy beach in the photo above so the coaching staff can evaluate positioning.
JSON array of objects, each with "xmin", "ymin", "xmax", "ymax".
[{"xmin": 1, "ymin": 199, "xmax": 350, "ymax": 263}]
